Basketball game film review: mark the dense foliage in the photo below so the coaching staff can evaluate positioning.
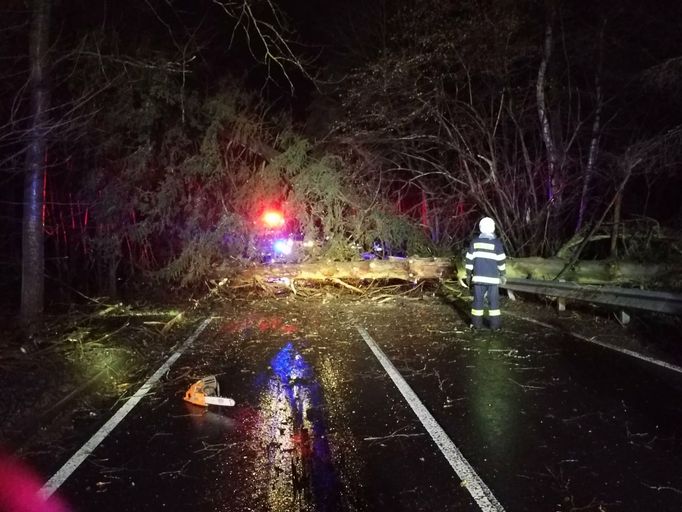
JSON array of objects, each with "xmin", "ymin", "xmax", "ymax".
[{"xmin": 82, "ymin": 81, "xmax": 431, "ymax": 288}]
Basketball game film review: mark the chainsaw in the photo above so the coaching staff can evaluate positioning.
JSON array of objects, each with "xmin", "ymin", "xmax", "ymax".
[{"xmin": 183, "ymin": 375, "xmax": 235, "ymax": 407}]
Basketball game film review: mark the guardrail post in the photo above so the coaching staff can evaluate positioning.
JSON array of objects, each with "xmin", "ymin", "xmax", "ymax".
[
  {"xmin": 555, "ymin": 279, "xmax": 566, "ymax": 312},
  {"xmin": 617, "ymin": 310, "xmax": 631, "ymax": 325}
]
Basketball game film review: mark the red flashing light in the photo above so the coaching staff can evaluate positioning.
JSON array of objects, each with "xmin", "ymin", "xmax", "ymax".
[{"xmin": 262, "ymin": 210, "xmax": 285, "ymax": 229}]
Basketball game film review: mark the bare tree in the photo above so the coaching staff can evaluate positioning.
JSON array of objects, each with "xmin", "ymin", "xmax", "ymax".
[
  {"xmin": 576, "ymin": 25, "xmax": 606, "ymax": 233},
  {"xmin": 536, "ymin": 10, "xmax": 560, "ymax": 204},
  {"xmin": 21, "ymin": 0, "xmax": 51, "ymax": 324}
]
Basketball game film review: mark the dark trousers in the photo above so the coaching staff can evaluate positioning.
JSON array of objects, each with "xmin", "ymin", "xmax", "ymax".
[{"xmin": 471, "ymin": 283, "xmax": 501, "ymax": 329}]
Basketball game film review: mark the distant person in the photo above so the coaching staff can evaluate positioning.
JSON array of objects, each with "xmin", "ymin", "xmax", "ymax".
[{"xmin": 463, "ymin": 217, "xmax": 507, "ymax": 330}]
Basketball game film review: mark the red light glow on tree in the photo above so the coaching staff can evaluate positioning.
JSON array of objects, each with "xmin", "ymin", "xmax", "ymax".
[{"xmin": 261, "ymin": 210, "xmax": 285, "ymax": 229}]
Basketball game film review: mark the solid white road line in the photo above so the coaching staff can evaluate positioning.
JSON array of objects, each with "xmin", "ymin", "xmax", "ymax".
[
  {"xmin": 356, "ymin": 325, "xmax": 506, "ymax": 512},
  {"xmin": 506, "ymin": 311, "xmax": 682, "ymax": 376},
  {"xmin": 40, "ymin": 317, "xmax": 214, "ymax": 499}
]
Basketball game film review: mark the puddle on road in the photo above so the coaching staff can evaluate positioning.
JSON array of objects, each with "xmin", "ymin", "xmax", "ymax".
[{"xmin": 246, "ymin": 342, "xmax": 342, "ymax": 511}]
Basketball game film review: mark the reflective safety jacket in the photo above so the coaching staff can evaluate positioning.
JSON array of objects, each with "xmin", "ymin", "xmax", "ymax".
[{"xmin": 465, "ymin": 235, "xmax": 506, "ymax": 285}]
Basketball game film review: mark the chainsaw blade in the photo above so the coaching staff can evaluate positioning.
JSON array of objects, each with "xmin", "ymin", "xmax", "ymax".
[{"xmin": 183, "ymin": 375, "xmax": 236, "ymax": 407}]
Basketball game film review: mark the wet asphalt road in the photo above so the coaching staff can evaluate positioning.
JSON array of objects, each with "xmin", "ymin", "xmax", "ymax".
[{"xmin": 43, "ymin": 299, "xmax": 682, "ymax": 511}]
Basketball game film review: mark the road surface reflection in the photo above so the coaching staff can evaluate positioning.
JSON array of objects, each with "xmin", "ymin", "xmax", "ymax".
[{"xmin": 249, "ymin": 342, "xmax": 342, "ymax": 511}]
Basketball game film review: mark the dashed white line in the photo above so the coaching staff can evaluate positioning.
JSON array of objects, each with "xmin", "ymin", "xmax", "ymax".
[
  {"xmin": 356, "ymin": 325, "xmax": 506, "ymax": 512},
  {"xmin": 40, "ymin": 317, "xmax": 214, "ymax": 499}
]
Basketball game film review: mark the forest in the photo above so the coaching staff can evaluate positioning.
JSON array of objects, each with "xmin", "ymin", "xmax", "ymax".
[{"xmin": 2, "ymin": 0, "xmax": 682, "ymax": 323}]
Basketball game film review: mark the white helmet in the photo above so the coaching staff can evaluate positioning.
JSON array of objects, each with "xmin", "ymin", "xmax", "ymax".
[{"xmin": 479, "ymin": 217, "xmax": 495, "ymax": 235}]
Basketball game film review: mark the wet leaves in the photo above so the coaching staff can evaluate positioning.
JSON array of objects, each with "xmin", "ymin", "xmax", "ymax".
[{"xmin": 0, "ymin": 302, "xmax": 196, "ymax": 454}]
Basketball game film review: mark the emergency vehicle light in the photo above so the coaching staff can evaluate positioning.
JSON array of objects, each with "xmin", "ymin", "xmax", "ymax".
[
  {"xmin": 262, "ymin": 210, "xmax": 285, "ymax": 228},
  {"xmin": 273, "ymin": 238, "xmax": 293, "ymax": 255}
]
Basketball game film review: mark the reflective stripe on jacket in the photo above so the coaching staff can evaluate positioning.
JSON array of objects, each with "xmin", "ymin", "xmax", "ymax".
[{"xmin": 465, "ymin": 235, "xmax": 506, "ymax": 285}]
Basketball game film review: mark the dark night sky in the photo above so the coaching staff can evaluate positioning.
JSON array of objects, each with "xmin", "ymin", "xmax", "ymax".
[{"xmin": 5, "ymin": 0, "xmax": 681, "ymax": 125}]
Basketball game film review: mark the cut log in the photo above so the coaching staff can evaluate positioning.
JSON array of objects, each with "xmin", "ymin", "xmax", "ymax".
[
  {"xmin": 221, "ymin": 256, "xmax": 682, "ymax": 290},
  {"xmin": 231, "ymin": 257, "xmax": 452, "ymax": 284}
]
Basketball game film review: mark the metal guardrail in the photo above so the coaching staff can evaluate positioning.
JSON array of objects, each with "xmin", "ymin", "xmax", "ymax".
[{"xmin": 502, "ymin": 278, "xmax": 682, "ymax": 315}]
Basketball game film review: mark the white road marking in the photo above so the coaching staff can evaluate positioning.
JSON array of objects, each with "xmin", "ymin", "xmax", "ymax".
[
  {"xmin": 356, "ymin": 325, "xmax": 506, "ymax": 512},
  {"xmin": 506, "ymin": 312, "xmax": 682, "ymax": 376},
  {"xmin": 40, "ymin": 317, "xmax": 214, "ymax": 499}
]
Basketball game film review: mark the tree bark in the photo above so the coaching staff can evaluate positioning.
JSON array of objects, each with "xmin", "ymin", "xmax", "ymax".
[
  {"xmin": 536, "ymin": 13, "xmax": 559, "ymax": 203},
  {"xmin": 222, "ymin": 256, "xmax": 682, "ymax": 290},
  {"xmin": 232, "ymin": 257, "xmax": 452, "ymax": 284},
  {"xmin": 576, "ymin": 74, "xmax": 602, "ymax": 232},
  {"xmin": 21, "ymin": 0, "xmax": 51, "ymax": 324},
  {"xmin": 576, "ymin": 27, "xmax": 604, "ymax": 232},
  {"xmin": 610, "ymin": 189, "xmax": 623, "ymax": 257}
]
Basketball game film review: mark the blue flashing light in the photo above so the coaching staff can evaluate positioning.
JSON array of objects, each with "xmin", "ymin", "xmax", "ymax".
[
  {"xmin": 273, "ymin": 238, "xmax": 293, "ymax": 255},
  {"xmin": 271, "ymin": 342, "xmax": 310, "ymax": 383}
]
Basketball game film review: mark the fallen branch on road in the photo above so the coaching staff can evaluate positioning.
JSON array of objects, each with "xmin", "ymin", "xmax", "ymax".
[{"xmin": 363, "ymin": 433, "xmax": 426, "ymax": 442}]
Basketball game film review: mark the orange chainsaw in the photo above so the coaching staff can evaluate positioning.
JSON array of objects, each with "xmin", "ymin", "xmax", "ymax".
[{"xmin": 183, "ymin": 375, "xmax": 235, "ymax": 407}]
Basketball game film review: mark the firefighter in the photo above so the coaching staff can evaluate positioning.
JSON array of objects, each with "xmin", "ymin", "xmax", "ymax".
[{"xmin": 463, "ymin": 217, "xmax": 507, "ymax": 330}]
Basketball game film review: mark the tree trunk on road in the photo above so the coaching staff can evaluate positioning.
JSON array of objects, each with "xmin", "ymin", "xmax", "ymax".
[
  {"xmin": 223, "ymin": 256, "xmax": 682, "ymax": 290},
  {"xmin": 232, "ymin": 258, "xmax": 452, "ymax": 284},
  {"xmin": 21, "ymin": 0, "xmax": 52, "ymax": 325}
]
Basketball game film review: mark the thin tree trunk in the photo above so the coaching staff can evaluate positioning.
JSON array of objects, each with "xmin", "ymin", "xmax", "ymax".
[
  {"xmin": 536, "ymin": 13, "xmax": 559, "ymax": 203},
  {"xmin": 21, "ymin": 0, "xmax": 51, "ymax": 324},
  {"xmin": 576, "ymin": 25, "xmax": 605, "ymax": 233},
  {"xmin": 576, "ymin": 76, "xmax": 602, "ymax": 232},
  {"xmin": 610, "ymin": 190, "xmax": 622, "ymax": 257}
]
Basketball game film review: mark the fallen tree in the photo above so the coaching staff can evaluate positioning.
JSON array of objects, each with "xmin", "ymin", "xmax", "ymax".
[
  {"xmin": 221, "ymin": 256, "xmax": 682, "ymax": 290},
  {"xmin": 504, "ymin": 257, "xmax": 682, "ymax": 288}
]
